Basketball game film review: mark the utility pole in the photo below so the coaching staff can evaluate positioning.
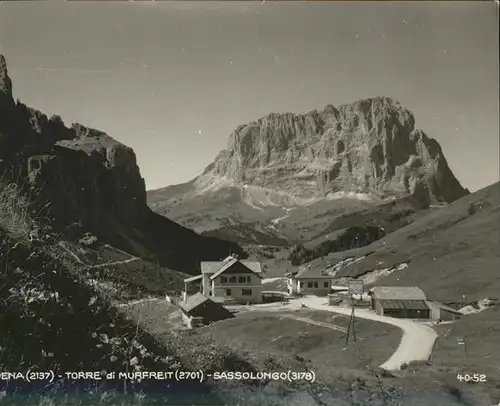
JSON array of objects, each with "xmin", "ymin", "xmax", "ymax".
[
  {"xmin": 345, "ymin": 295, "xmax": 357, "ymax": 344},
  {"xmin": 346, "ymin": 280, "xmax": 363, "ymax": 345}
]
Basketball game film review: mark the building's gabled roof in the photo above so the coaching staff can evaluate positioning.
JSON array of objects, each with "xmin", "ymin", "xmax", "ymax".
[
  {"xmin": 201, "ymin": 256, "xmax": 262, "ymax": 277},
  {"xmin": 209, "ymin": 259, "xmax": 262, "ymax": 280},
  {"xmin": 201, "ymin": 261, "xmax": 224, "ymax": 275},
  {"xmin": 378, "ymin": 299, "xmax": 429, "ymax": 310},
  {"xmin": 212, "ymin": 257, "xmax": 238, "ymax": 274},
  {"xmin": 370, "ymin": 286, "xmax": 427, "ymax": 301},
  {"xmin": 201, "ymin": 255, "xmax": 242, "ymax": 274},
  {"xmin": 178, "ymin": 293, "xmax": 211, "ymax": 313},
  {"xmin": 184, "ymin": 274, "xmax": 203, "ymax": 283},
  {"xmin": 290, "ymin": 266, "xmax": 333, "ymax": 279}
]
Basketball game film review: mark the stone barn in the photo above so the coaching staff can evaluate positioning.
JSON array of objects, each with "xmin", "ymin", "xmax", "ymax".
[
  {"xmin": 369, "ymin": 286, "xmax": 430, "ymax": 319},
  {"xmin": 178, "ymin": 292, "xmax": 234, "ymax": 329}
]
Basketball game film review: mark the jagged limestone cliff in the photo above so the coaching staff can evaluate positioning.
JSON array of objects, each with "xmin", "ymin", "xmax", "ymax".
[{"xmin": 205, "ymin": 97, "xmax": 467, "ymax": 205}]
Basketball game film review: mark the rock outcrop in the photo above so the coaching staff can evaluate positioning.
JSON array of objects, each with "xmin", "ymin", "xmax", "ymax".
[
  {"xmin": 204, "ymin": 97, "xmax": 467, "ymax": 205},
  {"xmin": 0, "ymin": 54, "xmax": 244, "ymax": 272},
  {"xmin": 0, "ymin": 54, "xmax": 13, "ymax": 101}
]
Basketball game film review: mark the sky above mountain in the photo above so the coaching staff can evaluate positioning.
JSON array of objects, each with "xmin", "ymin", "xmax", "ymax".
[{"xmin": 0, "ymin": 0, "xmax": 498, "ymax": 192}]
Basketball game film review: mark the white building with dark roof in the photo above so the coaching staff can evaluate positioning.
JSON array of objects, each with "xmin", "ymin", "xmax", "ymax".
[
  {"xmin": 286, "ymin": 266, "xmax": 334, "ymax": 296},
  {"xmin": 184, "ymin": 256, "xmax": 263, "ymax": 304}
]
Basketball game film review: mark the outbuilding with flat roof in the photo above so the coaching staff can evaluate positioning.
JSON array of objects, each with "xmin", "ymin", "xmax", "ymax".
[
  {"xmin": 369, "ymin": 286, "xmax": 430, "ymax": 319},
  {"xmin": 426, "ymin": 300, "xmax": 462, "ymax": 322}
]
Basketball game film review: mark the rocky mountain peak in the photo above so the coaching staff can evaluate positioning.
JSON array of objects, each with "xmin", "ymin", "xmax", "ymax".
[
  {"xmin": 0, "ymin": 54, "xmax": 13, "ymax": 107},
  {"xmin": 0, "ymin": 55, "xmax": 12, "ymax": 98},
  {"xmin": 204, "ymin": 97, "xmax": 467, "ymax": 205}
]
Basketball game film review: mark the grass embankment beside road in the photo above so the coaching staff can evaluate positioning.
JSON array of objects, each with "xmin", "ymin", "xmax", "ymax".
[
  {"xmin": 121, "ymin": 300, "xmax": 399, "ymax": 378},
  {"xmin": 198, "ymin": 310, "xmax": 401, "ymax": 378},
  {"xmin": 408, "ymin": 306, "xmax": 500, "ymax": 401},
  {"xmin": 121, "ymin": 303, "xmax": 401, "ymax": 383}
]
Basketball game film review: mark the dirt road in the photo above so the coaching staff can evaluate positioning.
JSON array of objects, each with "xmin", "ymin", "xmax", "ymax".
[
  {"xmin": 89, "ymin": 257, "xmax": 140, "ymax": 269},
  {"xmin": 286, "ymin": 296, "xmax": 438, "ymax": 370},
  {"xmin": 116, "ymin": 297, "xmax": 161, "ymax": 308}
]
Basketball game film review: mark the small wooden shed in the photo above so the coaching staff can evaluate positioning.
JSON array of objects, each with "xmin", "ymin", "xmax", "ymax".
[
  {"xmin": 178, "ymin": 293, "xmax": 233, "ymax": 329},
  {"xmin": 426, "ymin": 301, "xmax": 462, "ymax": 322}
]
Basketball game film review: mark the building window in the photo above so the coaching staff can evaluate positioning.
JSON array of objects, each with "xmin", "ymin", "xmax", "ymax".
[
  {"xmin": 299, "ymin": 282, "xmax": 303, "ymax": 288},
  {"xmin": 313, "ymin": 282, "xmax": 318, "ymax": 288},
  {"xmin": 242, "ymin": 288, "xmax": 252, "ymax": 296},
  {"xmin": 324, "ymin": 282, "xmax": 329, "ymax": 288},
  {"xmin": 238, "ymin": 276, "xmax": 246, "ymax": 283},
  {"xmin": 229, "ymin": 276, "xmax": 236, "ymax": 283},
  {"xmin": 246, "ymin": 276, "xmax": 251, "ymax": 283},
  {"xmin": 307, "ymin": 282, "xmax": 313, "ymax": 288},
  {"xmin": 226, "ymin": 289, "xmax": 232, "ymax": 296},
  {"xmin": 220, "ymin": 276, "xmax": 227, "ymax": 283}
]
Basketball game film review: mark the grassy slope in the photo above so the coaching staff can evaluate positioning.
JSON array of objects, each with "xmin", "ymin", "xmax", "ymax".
[
  {"xmin": 0, "ymin": 185, "xmax": 220, "ymax": 405},
  {"xmin": 150, "ymin": 181, "xmax": 444, "ymax": 275},
  {"xmin": 148, "ymin": 182, "xmax": 424, "ymax": 246},
  {"xmin": 297, "ymin": 182, "xmax": 500, "ymax": 401},
  {"xmin": 431, "ymin": 305, "xmax": 500, "ymax": 382},
  {"xmin": 201, "ymin": 224, "xmax": 289, "ymax": 247},
  {"xmin": 0, "ymin": 230, "xmax": 222, "ymax": 405},
  {"xmin": 59, "ymin": 241, "xmax": 189, "ymax": 302},
  {"xmin": 399, "ymin": 305, "xmax": 500, "ymax": 402},
  {"xmin": 306, "ymin": 182, "xmax": 500, "ymax": 302}
]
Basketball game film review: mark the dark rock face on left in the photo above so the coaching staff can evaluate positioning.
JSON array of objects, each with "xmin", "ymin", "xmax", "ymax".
[
  {"xmin": 26, "ymin": 126, "xmax": 147, "ymax": 231},
  {"xmin": 0, "ymin": 54, "xmax": 243, "ymax": 273}
]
